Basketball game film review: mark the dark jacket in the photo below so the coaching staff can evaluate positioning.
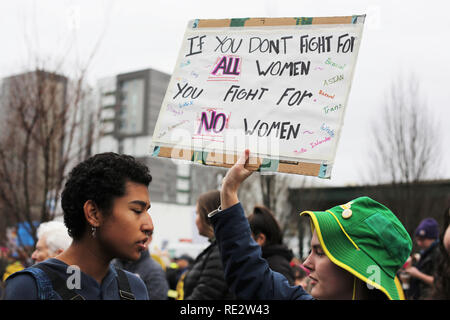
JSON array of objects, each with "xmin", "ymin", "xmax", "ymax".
[
  {"xmin": 210, "ymin": 202, "xmax": 313, "ymax": 300},
  {"xmin": 182, "ymin": 240, "xmax": 235, "ymax": 300},
  {"xmin": 262, "ymin": 244, "xmax": 295, "ymax": 285},
  {"xmin": 409, "ymin": 240, "xmax": 440, "ymax": 300},
  {"xmin": 113, "ymin": 250, "xmax": 169, "ymax": 300}
]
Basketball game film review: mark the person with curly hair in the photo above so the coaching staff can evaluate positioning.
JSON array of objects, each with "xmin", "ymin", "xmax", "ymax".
[{"xmin": 4, "ymin": 153, "xmax": 153, "ymax": 300}]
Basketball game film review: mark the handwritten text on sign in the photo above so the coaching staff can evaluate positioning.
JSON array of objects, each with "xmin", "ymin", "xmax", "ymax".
[{"xmin": 152, "ymin": 18, "xmax": 364, "ymax": 176}]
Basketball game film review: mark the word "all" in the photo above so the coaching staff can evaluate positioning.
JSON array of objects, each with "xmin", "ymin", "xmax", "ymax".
[{"xmin": 211, "ymin": 56, "xmax": 241, "ymax": 76}]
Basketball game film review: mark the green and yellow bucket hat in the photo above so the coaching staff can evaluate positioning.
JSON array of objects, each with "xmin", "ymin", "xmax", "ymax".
[{"xmin": 300, "ymin": 196, "xmax": 412, "ymax": 300}]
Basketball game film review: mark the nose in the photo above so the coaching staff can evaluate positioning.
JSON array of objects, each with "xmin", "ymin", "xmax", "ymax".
[
  {"xmin": 142, "ymin": 211, "xmax": 154, "ymax": 235},
  {"xmin": 31, "ymin": 250, "xmax": 38, "ymax": 261},
  {"xmin": 302, "ymin": 253, "xmax": 314, "ymax": 273}
]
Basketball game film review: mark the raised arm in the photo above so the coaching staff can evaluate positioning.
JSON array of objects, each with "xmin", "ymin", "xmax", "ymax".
[{"xmin": 210, "ymin": 150, "xmax": 313, "ymax": 300}]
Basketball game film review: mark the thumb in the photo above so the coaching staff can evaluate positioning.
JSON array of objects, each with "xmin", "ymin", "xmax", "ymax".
[{"xmin": 236, "ymin": 149, "xmax": 250, "ymax": 166}]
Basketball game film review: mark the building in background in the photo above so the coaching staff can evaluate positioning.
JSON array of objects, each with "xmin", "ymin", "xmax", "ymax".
[
  {"xmin": 0, "ymin": 69, "xmax": 102, "ymax": 247},
  {"xmin": 0, "ymin": 71, "xmax": 68, "ymax": 235},
  {"xmin": 0, "ymin": 67, "xmax": 225, "ymax": 253},
  {"xmin": 94, "ymin": 68, "xmax": 225, "ymax": 206}
]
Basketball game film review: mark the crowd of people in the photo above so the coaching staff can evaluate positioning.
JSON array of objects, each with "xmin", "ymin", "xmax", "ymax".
[{"xmin": 0, "ymin": 151, "xmax": 448, "ymax": 300}]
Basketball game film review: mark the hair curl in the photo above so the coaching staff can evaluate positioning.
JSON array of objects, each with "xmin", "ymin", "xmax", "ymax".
[{"xmin": 61, "ymin": 152, "xmax": 152, "ymax": 240}]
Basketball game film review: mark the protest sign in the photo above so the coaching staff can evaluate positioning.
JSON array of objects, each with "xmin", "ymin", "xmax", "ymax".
[{"xmin": 151, "ymin": 15, "xmax": 365, "ymax": 178}]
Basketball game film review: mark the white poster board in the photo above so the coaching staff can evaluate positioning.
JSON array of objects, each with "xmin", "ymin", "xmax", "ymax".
[{"xmin": 151, "ymin": 16, "xmax": 365, "ymax": 178}]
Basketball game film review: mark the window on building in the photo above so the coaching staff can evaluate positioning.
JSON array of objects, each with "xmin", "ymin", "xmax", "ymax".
[{"xmin": 117, "ymin": 78, "xmax": 145, "ymax": 135}]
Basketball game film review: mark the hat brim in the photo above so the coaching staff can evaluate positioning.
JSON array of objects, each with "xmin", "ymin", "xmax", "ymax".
[{"xmin": 300, "ymin": 210, "xmax": 405, "ymax": 300}]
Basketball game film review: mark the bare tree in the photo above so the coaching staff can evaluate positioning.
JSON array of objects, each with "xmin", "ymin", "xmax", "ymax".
[
  {"xmin": 238, "ymin": 174, "xmax": 291, "ymax": 226},
  {"xmin": 366, "ymin": 74, "xmax": 442, "ymax": 230},
  {"xmin": 368, "ymin": 74, "xmax": 441, "ymax": 184},
  {"xmin": 239, "ymin": 173, "xmax": 312, "ymax": 232},
  {"xmin": 0, "ymin": 67, "xmax": 101, "ymax": 244},
  {"xmin": 0, "ymin": 25, "xmax": 107, "ymax": 244},
  {"xmin": 259, "ymin": 174, "xmax": 294, "ymax": 233},
  {"xmin": 0, "ymin": 3, "xmax": 113, "ymax": 244}
]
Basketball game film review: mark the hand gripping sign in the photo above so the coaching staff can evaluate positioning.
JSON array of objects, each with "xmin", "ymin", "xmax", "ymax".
[{"xmin": 151, "ymin": 15, "xmax": 365, "ymax": 178}]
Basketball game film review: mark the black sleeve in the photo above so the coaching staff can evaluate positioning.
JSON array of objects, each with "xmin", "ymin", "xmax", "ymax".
[{"xmin": 184, "ymin": 246, "xmax": 230, "ymax": 300}]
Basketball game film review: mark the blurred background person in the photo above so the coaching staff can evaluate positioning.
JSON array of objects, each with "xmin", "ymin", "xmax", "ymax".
[
  {"xmin": 31, "ymin": 221, "xmax": 72, "ymax": 263},
  {"xmin": 405, "ymin": 217, "xmax": 440, "ymax": 299},
  {"xmin": 0, "ymin": 247, "xmax": 9, "ymax": 283},
  {"xmin": 2, "ymin": 248, "xmax": 32, "ymax": 282},
  {"xmin": 432, "ymin": 207, "xmax": 450, "ymax": 299},
  {"xmin": 179, "ymin": 190, "xmax": 235, "ymax": 300},
  {"xmin": 248, "ymin": 205, "xmax": 295, "ymax": 285},
  {"xmin": 0, "ymin": 247, "xmax": 10, "ymax": 298},
  {"xmin": 290, "ymin": 262, "xmax": 311, "ymax": 292},
  {"xmin": 166, "ymin": 254, "xmax": 193, "ymax": 300}
]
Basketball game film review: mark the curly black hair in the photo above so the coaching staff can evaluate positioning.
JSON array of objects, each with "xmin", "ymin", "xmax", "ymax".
[{"xmin": 61, "ymin": 152, "xmax": 152, "ymax": 240}]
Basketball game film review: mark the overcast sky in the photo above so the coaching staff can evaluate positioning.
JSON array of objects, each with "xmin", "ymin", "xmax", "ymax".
[{"xmin": 1, "ymin": 0, "xmax": 449, "ymax": 186}]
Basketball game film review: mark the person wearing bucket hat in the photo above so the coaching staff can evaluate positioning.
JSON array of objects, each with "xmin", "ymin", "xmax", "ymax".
[
  {"xmin": 300, "ymin": 197, "xmax": 411, "ymax": 300},
  {"xmin": 209, "ymin": 150, "xmax": 412, "ymax": 300},
  {"xmin": 405, "ymin": 218, "xmax": 440, "ymax": 300}
]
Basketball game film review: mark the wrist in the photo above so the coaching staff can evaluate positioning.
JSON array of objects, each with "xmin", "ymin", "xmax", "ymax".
[
  {"xmin": 222, "ymin": 176, "xmax": 239, "ymax": 193},
  {"xmin": 220, "ymin": 188, "xmax": 239, "ymax": 210}
]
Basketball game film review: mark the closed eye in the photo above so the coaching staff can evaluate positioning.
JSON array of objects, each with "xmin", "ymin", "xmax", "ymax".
[{"xmin": 312, "ymin": 245, "xmax": 325, "ymax": 256}]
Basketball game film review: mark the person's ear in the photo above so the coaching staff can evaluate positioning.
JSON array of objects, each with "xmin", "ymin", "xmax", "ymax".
[
  {"xmin": 83, "ymin": 200, "xmax": 101, "ymax": 228},
  {"xmin": 255, "ymin": 233, "xmax": 266, "ymax": 246}
]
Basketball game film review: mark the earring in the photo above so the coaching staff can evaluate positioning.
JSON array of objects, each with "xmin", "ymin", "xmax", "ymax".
[{"xmin": 91, "ymin": 226, "xmax": 97, "ymax": 238}]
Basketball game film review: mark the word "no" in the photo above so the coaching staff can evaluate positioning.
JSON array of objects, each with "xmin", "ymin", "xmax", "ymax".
[{"xmin": 197, "ymin": 110, "xmax": 228, "ymax": 135}]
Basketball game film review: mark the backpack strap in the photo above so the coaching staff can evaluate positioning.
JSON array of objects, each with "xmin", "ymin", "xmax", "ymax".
[
  {"xmin": 115, "ymin": 267, "xmax": 136, "ymax": 300},
  {"xmin": 34, "ymin": 264, "xmax": 85, "ymax": 300},
  {"xmin": 7, "ymin": 267, "xmax": 55, "ymax": 300}
]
